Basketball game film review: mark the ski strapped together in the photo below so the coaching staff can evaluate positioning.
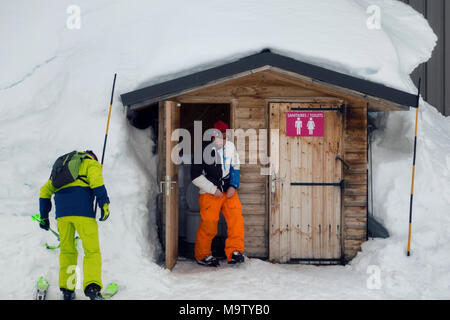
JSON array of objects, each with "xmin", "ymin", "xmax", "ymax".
[
  {"xmin": 407, "ymin": 78, "xmax": 421, "ymax": 257},
  {"xmin": 102, "ymin": 282, "xmax": 119, "ymax": 299},
  {"xmin": 36, "ymin": 276, "xmax": 49, "ymax": 300},
  {"xmin": 94, "ymin": 73, "xmax": 117, "ymax": 215}
]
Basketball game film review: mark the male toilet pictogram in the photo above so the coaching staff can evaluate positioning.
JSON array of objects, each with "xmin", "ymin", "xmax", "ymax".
[{"xmin": 295, "ymin": 117, "xmax": 302, "ymax": 135}]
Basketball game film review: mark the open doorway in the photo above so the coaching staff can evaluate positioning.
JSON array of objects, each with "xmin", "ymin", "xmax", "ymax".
[{"xmin": 177, "ymin": 103, "xmax": 230, "ymax": 260}]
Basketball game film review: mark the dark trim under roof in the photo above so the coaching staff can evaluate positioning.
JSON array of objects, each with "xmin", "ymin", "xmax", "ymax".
[{"xmin": 120, "ymin": 49, "xmax": 418, "ymax": 108}]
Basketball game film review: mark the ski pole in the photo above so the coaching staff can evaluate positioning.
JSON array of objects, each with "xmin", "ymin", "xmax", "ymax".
[
  {"xmin": 32, "ymin": 213, "xmax": 60, "ymax": 240},
  {"xmin": 407, "ymin": 78, "xmax": 421, "ymax": 257},
  {"xmin": 94, "ymin": 73, "xmax": 117, "ymax": 215}
]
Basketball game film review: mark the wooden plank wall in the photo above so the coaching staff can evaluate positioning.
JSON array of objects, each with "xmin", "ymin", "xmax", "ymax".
[
  {"xmin": 233, "ymin": 97, "xmax": 268, "ymax": 258},
  {"xmin": 400, "ymin": 0, "xmax": 449, "ymax": 116},
  {"xmin": 174, "ymin": 70, "xmax": 371, "ymax": 261},
  {"xmin": 164, "ymin": 101, "xmax": 180, "ymax": 270},
  {"xmin": 342, "ymin": 103, "xmax": 368, "ymax": 261}
]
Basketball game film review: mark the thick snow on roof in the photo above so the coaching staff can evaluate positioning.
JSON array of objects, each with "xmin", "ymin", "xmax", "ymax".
[
  {"xmin": 1, "ymin": 0, "xmax": 436, "ymax": 102},
  {"xmin": 131, "ymin": 0, "xmax": 436, "ymax": 94}
]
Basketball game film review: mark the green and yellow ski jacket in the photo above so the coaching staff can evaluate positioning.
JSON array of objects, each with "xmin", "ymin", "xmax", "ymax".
[{"xmin": 39, "ymin": 154, "xmax": 110, "ymax": 219}]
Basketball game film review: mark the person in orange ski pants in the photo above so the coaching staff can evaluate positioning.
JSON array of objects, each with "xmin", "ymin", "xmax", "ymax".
[{"xmin": 191, "ymin": 120, "xmax": 245, "ymax": 266}]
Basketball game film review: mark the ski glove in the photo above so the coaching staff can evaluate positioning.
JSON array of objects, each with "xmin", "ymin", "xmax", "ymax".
[
  {"xmin": 39, "ymin": 218, "xmax": 50, "ymax": 231},
  {"xmin": 100, "ymin": 203, "xmax": 110, "ymax": 221}
]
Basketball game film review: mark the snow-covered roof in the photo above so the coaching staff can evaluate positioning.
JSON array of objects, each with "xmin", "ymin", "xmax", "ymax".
[{"xmin": 120, "ymin": 49, "xmax": 418, "ymax": 109}]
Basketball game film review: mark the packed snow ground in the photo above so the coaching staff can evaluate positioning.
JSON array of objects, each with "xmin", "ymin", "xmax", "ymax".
[{"xmin": 0, "ymin": 0, "xmax": 448, "ymax": 299}]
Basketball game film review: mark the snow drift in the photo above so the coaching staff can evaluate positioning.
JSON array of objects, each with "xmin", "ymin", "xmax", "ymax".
[{"xmin": 0, "ymin": 0, "xmax": 448, "ymax": 299}]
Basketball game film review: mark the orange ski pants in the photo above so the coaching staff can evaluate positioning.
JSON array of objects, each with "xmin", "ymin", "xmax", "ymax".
[{"xmin": 194, "ymin": 191, "xmax": 245, "ymax": 262}]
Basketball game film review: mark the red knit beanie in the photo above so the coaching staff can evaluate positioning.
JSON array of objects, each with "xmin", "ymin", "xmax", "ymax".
[{"xmin": 213, "ymin": 120, "xmax": 229, "ymax": 133}]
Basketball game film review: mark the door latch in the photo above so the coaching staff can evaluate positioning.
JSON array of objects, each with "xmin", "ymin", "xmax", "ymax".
[
  {"xmin": 271, "ymin": 172, "xmax": 285, "ymax": 193},
  {"xmin": 160, "ymin": 176, "xmax": 177, "ymax": 196}
]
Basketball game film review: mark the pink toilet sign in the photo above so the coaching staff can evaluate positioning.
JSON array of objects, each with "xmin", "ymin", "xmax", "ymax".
[{"xmin": 286, "ymin": 112, "xmax": 324, "ymax": 137}]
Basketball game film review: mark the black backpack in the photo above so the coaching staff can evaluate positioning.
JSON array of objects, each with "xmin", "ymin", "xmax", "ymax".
[{"xmin": 50, "ymin": 151, "xmax": 89, "ymax": 189}]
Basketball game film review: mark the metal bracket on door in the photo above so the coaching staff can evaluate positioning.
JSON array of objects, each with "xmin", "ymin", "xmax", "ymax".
[
  {"xmin": 336, "ymin": 155, "xmax": 351, "ymax": 170},
  {"xmin": 271, "ymin": 172, "xmax": 285, "ymax": 193},
  {"xmin": 170, "ymin": 181, "xmax": 177, "ymax": 192},
  {"xmin": 291, "ymin": 104, "xmax": 345, "ymax": 113},
  {"xmin": 160, "ymin": 175, "xmax": 177, "ymax": 196},
  {"xmin": 289, "ymin": 258, "xmax": 344, "ymax": 265},
  {"xmin": 290, "ymin": 180, "xmax": 345, "ymax": 189}
]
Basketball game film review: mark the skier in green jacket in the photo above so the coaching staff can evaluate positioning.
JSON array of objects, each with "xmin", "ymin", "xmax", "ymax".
[{"xmin": 38, "ymin": 150, "xmax": 110, "ymax": 300}]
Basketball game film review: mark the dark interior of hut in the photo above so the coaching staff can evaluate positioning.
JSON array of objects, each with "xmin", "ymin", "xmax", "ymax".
[
  {"xmin": 127, "ymin": 102, "xmax": 232, "ymax": 259},
  {"xmin": 178, "ymin": 103, "xmax": 230, "ymax": 259}
]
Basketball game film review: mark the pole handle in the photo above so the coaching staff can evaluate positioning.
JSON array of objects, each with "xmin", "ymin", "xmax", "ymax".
[{"xmin": 32, "ymin": 213, "xmax": 60, "ymax": 240}]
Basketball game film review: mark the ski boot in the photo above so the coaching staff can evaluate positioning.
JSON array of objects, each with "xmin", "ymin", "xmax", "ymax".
[
  {"xmin": 36, "ymin": 277, "xmax": 49, "ymax": 300},
  {"xmin": 60, "ymin": 288, "xmax": 76, "ymax": 300},
  {"xmin": 84, "ymin": 283, "xmax": 103, "ymax": 300},
  {"xmin": 228, "ymin": 251, "xmax": 245, "ymax": 264},
  {"xmin": 196, "ymin": 255, "xmax": 220, "ymax": 267}
]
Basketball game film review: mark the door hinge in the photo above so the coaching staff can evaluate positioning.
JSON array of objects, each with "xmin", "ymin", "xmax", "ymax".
[{"xmin": 336, "ymin": 155, "xmax": 351, "ymax": 170}]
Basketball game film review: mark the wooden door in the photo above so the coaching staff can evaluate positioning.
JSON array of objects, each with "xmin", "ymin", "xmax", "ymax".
[
  {"xmin": 269, "ymin": 102, "xmax": 343, "ymax": 263},
  {"xmin": 158, "ymin": 100, "xmax": 180, "ymax": 270}
]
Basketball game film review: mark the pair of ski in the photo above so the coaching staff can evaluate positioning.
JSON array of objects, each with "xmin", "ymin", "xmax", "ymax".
[{"xmin": 36, "ymin": 276, "xmax": 119, "ymax": 300}]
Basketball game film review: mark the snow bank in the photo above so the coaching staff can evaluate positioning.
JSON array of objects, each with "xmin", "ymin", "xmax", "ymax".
[
  {"xmin": 354, "ymin": 0, "xmax": 437, "ymax": 90},
  {"xmin": 0, "ymin": 0, "xmax": 447, "ymax": 299},
  {"xmin": 352, "ymin": 101, "xmax": 450, "ymax": 299}
]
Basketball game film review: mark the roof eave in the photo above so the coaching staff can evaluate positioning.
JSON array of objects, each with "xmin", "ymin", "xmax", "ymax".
[{"xmin": 120, "ymin": 51, "xmax": 417, "ymax": 110}]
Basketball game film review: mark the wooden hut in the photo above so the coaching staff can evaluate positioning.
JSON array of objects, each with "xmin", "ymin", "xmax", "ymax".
[{"xmin": 121, "ymin": 49, "xmax": 418, "ymax": 270}]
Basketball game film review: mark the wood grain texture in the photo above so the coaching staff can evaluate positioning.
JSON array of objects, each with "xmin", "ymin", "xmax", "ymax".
[
  {"xmin": 269, "ymin": 102, "xmax": 343, "ymax": 263},
  {"xmin": 164, "ymin": 101, "xmax": 180, "ymax": 271},
  {"xmin": 169, "ymin": 69, "xmax": 372, "ymax": 263},
  {"xmin": 233, "ymin": 97, "xmax": 269, "ymax": 258},
  {"xmin": 342, "ymin": 103, "xmax": 367, "ymax": 261},
  {"xmin": 269, "ymin": 102, "xmax": 281, "ymax": 261}
]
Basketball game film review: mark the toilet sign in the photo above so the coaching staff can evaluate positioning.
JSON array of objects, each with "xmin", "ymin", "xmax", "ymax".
[{"xmin": 286, "ymin": 112, "xmax": 324, "ymax": 137}]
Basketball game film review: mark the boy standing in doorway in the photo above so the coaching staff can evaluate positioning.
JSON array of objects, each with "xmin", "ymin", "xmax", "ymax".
[{"xmin": 191, "ymin": 121, "xmax": 245, "ymax": 267}]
